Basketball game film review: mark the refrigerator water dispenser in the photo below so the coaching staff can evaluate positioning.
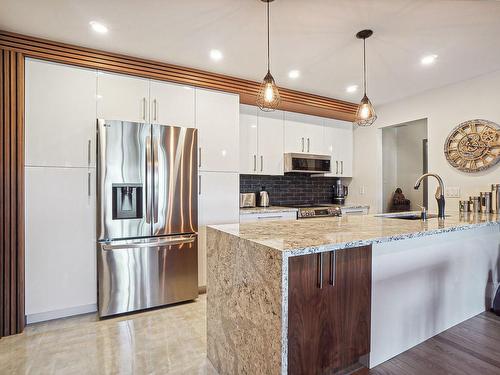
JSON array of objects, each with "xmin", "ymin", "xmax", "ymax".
[{"xmin": 112, "ymin": 183, "xmax": 143, "ymax": 220}]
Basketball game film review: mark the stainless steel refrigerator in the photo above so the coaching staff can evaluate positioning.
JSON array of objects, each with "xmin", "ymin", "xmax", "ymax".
[{"xmin": 96, "ymin": 119, "xmax": 198, "ymax": 317}]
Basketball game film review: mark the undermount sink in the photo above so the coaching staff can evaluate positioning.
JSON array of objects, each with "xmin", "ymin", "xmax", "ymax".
[{"xmin": 376, "ymin": 213, "xmax": 448, "ymax": 220}]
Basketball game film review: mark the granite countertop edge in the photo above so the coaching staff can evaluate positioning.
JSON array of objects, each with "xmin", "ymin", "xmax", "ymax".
[{"xmin": 284, "ymin": 219, "xmax": 500, "ymax": 256}]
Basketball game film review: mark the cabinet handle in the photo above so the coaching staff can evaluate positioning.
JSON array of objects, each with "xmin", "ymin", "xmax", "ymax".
[
  {"xmin": 87, "ymin": 139, "xmax": 91, "ymax": 166},
  {"xmin": 198, "ymin": 175, "xmax": 202, "ymax": 195},
  {"xmin": 199, "ymin": 147, "xmax": 202, "ymax": 168},
  {"xmin": 341, "ymin": 161, "xmax": 344, "ymax": 174},
  {"xmin": 142, "ymin": 97, "xmax": 147, "ymax": 121},
  {"xmin": 153, "ymin": 99, "xmax": 158, "ymax": 122},
  {"xmin": 87, "ymin": 171, "xmax": 91, "ymax": 197},
  {"xmin": 301, "ymin": 138, "xmax": 304, "ymax": 152},
  {"xmin": 336, "ymin": 161, "xmax": 339, "ymax": 175},
  {"xmin": 317, "ymin": 253, "xmax": 324, "ymax": 289},
  {"xmin": 257, "ymin": 215, "xmax": 283, "ymax": 220},
  {"xmin": 307, "ymin": 138, "xmax": 310, "ymax": 152},
  {"xmin": 329, "ymin": 251, "xmax": 336, "ymax": 286},
  {"xmin": 253, "ymin": 155, "xmax": 257, "ymax": 172},
  {"xmin": 260, "ymin": 155, "xmax": 263, "ymax": 172}
]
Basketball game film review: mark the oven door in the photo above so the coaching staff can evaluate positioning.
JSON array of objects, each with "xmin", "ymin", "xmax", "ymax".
[
  {"xmin": 284, "ymin": 153, "xmax": 331, "ymax": 173},
  {"xmin": 97, "ymin": 234, "xmax": 198, "ymax": 317}
]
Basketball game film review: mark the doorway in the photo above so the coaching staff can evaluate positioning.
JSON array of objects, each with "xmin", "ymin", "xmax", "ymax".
[{"xmin": 382, "ymin": 119, "xmax": 428, "ymax": 213}]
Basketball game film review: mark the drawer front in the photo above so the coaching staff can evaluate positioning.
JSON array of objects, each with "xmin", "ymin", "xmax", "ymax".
[{"xmin": 240, "ymin": 211, "xmax": 297, "ymax": 223}]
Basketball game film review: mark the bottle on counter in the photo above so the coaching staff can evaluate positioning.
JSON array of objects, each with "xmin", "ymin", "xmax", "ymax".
[{"xmin": 492, "ymin": 184, "xmax": 500, "ymax": 214}]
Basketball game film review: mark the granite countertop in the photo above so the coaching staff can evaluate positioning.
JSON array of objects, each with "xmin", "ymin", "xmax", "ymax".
[
  {"xmin": 239, "ymin": 206, "xmax": 299, "ymax": 215},
  {"xmin": 210, "ymin": 212, "xmax": 500, "ymax": 255}
]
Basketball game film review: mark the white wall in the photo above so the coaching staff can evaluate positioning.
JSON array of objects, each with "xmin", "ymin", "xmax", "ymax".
[{"xmin": 351, "ymin": 69, "xmax": 500, "ymax": 213}]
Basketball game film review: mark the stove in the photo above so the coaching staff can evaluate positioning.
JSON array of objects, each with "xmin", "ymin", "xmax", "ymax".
[{"xmin": 283, "ymin": 204, "xmax": 342, "ymax": 219}]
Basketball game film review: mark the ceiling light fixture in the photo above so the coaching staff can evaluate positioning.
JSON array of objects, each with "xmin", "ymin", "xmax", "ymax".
[
  {"xmin": 89, "ymin": 21, "xmax": 108, "ymax": 34},
  {"xmin": 354, "ymin": 29, "xmax": 377, "ymax": 127},
  {"xmin": 256, "ymin": 0, "xmax": 280, "ymax": 112},
  {"xmin": 288, "ymin": 70, "xmax": 300, "ymax": 79},
  {"xmin": 346, "ymin": 85, "xmax": 358, "ymax": 93},
  {"xmin": 421, "ymin": 54, "xmax": 438, "ymax": 66},
  {"xmin": 210, "ymin": 49, "xmax": 223, "ymax": 61}
]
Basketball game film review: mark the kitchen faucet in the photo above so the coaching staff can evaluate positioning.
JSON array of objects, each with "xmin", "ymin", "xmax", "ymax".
[{"xmin": 414, "ymin": 173, "xmax": 446, "ymax": 219}]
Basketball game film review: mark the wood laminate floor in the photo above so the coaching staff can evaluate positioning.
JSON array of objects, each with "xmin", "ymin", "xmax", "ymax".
[{"xmin": 0, "ymin": 294, "xmax": 499, "ymax": 375}]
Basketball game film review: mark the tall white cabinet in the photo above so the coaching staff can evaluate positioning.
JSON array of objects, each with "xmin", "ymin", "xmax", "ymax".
[
  {"xmin": 25, "ymin": 59, "xmax": 97, "ymax": 323},
  {"xmin": 240, "ymin": 104, "xmax": 284, "ymax": 175},
  {"xmin": 195, "ymin": 89, "xmax": 240, "ymax": 287}
]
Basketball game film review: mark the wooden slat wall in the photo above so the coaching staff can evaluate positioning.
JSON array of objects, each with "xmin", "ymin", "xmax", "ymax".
[
  {"xmin": 0, "ymin": 49, "xmax": 25, "ymax": 338},
  {"xmin": 0, "ymin": 30, "xmax": 358, "ymax": 121}
]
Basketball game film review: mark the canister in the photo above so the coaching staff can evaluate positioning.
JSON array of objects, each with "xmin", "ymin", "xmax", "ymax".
[
  {"xmin": 470, "ymin": 196, "xmax": 481, "ymax": 213},
  {"xmin": 481, "ymin": 192, "xmax": 493, "ymax": 213},
  {"xmin": 459, "ymin": 200, "xmax": 471, "ymax": 213},
  {"xmin": 492, "ymin": 184, "xmax": 500, "ymax": 213}
]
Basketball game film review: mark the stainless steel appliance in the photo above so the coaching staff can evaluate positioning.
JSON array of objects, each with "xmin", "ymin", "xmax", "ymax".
[
  {"xmin": 284, "ymin": 153, "xmax": 331, "ymax": 174},
  {"xmin": 258, "ymin": 187, "xmax": 270, "ymax": 207},
  {"xmin": 96, "ymin": 119, "xmax": 198, "ymax": 317},
  {"xmin": 332, "ymin": 180, "xmax": 348, "ymax": 205},
  {"xmin": 240, "ymin": 193, "xmax": 256, "ymax": 208},
  {"xmin": 283, "ymin": 204, "xmax": 342, "ymax": 219}
]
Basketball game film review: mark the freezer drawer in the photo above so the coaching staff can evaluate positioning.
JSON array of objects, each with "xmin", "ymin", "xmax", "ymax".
[{"xmin": 97, "ymin": 234, "xmax": 198, "ymax": 317}]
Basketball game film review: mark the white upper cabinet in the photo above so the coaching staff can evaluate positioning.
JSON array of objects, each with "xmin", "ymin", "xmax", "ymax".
[
  {"xmin": 25, "ymin": 59, "xmax": 97, "ymax": 168},
  {"xmin": 257, "ymin": 109, "xmax": 284, "ymax": 175},
  {"xmin": 150, "ymin": 80, "xmax": 195, "ymax": 127},
  {"xmin": 195, "ymin": 88, "xmax": 239, "ymax": 172},
  {"xmin": 239, "ymin": 105, "xmax": 259, "ymax": 174},
  {"xmin": 324, "ymin": 119, "xmax": 354, "ymax": 177},
  {"xmin": 239, "ymin": 105, "xmax": 284, "ymax": 175},
  {"xmin": 97, "ymin": 71, "xmax": 150, "ymax": 123},
  {"xmin": 284, "ymin": 112, "xmax": 326, "ymax": 154}
]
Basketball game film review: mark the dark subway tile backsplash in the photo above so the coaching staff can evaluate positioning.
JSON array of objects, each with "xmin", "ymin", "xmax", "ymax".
[{"xmin": 240, "ymin": 174, "xmax": 340, "ymax": 206}]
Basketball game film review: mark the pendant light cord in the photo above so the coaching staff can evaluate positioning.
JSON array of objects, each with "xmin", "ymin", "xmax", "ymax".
[
  {"xmin": 363, "ymin": 37, "xmax": 367, "ymax": 96},
  {"xmin": 267, "ymin": 1, "xmax": 270, "ymax": 72}
]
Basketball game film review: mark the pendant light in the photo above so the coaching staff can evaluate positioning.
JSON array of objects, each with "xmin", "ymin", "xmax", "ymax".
[
  {"xmin": 256, "ymin": 0, "xmax": 281, "ymax": 111},
  {"xmin": 354, "ymin": 29, "xmax": 377, "ymax": 127}
]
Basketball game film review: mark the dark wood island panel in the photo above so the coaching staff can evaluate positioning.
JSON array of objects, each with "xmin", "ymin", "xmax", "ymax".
[{"xmin": 288, "ymin": 245, "xmax": 372, "ymax": 375}]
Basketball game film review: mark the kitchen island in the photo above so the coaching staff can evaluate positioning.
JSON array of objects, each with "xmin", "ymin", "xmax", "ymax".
[{"xmin": 206, "ymin": 213, "xmax": 500, "ymax": 375}]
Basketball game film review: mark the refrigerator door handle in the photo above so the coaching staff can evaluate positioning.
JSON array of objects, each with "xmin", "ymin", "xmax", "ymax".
[
  {"xmin": 145, "ymin": 135, "xmax": 152, "ymax": 224},
  {"xmin": 102, "ymin": 236, "xmax": 196, "ymax": 251},
  {"xmin": 153, "ymin": 135, "xmax": 159, "ymax": 224}
]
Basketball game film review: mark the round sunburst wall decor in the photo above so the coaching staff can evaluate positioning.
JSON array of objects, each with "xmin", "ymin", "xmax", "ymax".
[{"xmin": 444, "ymin": 119, "xmax": 500, "ymax": 173}]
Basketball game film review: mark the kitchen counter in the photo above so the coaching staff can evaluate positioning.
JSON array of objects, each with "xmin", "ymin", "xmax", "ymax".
[
  {"xmin": 206, "ymin": 212, "xmax": 500, "ymax": 374},
  {"xmin": 212, "ymin": 212, "xmax": 500, "ymax": 255},
  {"xmin": 239, "ymin": 206, "xmax": 298, "ymax": 215}
]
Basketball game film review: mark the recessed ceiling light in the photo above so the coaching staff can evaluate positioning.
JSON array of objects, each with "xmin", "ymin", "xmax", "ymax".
[
  {"xmin": 89, "ymin": 21, "xmax": 108, "ymax": 34},
  {"xmin": 210, "ymin": 49, "xmax": 223, "ymax": 61},
  {"xmin": 421, "ymin": 54, "xmax": 438, "ymax": 66},
  {"xmin": 346, "ymin": 85, "xmax": 358, "ymax": 93},
  {"xmin": 288, "ymin": 70, "xmax": 300, "ymax": 79}
]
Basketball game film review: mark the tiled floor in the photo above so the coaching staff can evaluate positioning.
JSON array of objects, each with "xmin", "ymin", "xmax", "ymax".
[
  {"xmin": 1, "ymin": 295, "xmax": 499, "ymax": 375},
  {"xmin": 0, "ymin": 295, "xmax": 216, "ymax": 375}
]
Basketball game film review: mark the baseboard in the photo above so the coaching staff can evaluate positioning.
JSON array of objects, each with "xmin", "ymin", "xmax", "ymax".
[{"xmin": 26, "ymin": 304, "xmax": 97, "ymax": 324}]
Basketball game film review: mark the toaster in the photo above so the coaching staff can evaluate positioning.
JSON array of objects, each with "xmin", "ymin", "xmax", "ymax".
[{"xmin": 240, "ymin": 193, "xmax": 256, "ymax": 208}]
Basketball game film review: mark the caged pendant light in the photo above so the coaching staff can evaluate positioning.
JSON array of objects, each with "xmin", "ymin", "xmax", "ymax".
[
  {"xmin": 354, "ymin": 29, "xmax": 377, "ymax": 127},
  {"xmin": 256, "ymin": 0, "xmax": 281, "ymax": 111}
]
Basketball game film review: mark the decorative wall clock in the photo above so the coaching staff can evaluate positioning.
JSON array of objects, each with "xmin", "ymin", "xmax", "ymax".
[{"xmin": 444, "ymin": 119, "xmax": 500, "ymax": 173}]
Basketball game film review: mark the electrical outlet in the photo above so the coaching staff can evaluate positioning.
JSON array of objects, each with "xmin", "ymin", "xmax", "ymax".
[{"xmin": 445, "ymin": 187, "xmax": 460, "ymax": 198}]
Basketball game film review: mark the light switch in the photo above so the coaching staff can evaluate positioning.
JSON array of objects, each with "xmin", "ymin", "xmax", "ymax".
[{"xmin": 445, "ymin": 187, "xmax": 460, "ymax": 198}]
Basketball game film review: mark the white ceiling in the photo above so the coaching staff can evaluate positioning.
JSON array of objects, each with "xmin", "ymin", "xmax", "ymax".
[{"xmin": 1, "ymin": 0, "xmax": 500, "ymax": 105}]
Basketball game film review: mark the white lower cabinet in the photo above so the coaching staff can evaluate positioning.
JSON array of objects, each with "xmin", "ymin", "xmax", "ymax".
[
  {"xmin": 25, "ymin": 167, "xmax": 96, "ymax": 322},
  {"xmin": 197, "ymin": 172, "xmax": 239, "ymax": 286}
]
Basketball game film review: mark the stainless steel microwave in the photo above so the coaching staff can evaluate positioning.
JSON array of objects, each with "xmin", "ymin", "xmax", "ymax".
[{"xmin": 284, "ymin": 153, "xmax": 331, "ymax": 174}]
